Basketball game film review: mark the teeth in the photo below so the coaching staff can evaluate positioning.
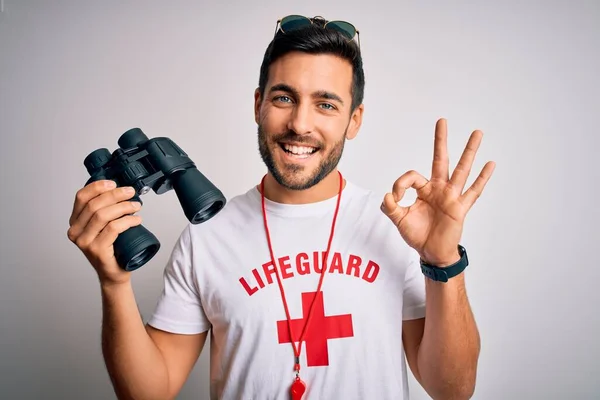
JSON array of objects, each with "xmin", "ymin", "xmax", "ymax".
[{"xmin": 283, "ymin": 144, "xmax": 316, "ymax": 155}]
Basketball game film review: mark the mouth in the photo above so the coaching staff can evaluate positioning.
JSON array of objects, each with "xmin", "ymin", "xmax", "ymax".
[{"xmin": 278, "ymin": 142, "xmax": 320, "ymax": 159}]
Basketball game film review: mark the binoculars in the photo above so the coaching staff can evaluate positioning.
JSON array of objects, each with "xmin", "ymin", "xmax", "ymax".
[{"xmin": 83, "ymin": 127, "xmax": 226, "ymax": 271}]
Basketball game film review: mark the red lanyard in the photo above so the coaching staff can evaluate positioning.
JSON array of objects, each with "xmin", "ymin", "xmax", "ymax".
[{"xmin": 260, "ymin": 171, "xmax": 343, "ymax": 400}]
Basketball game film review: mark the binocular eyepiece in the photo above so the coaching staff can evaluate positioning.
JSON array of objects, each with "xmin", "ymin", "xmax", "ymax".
[{"xmin": 83, "ymin": 127, "xmax": 226, "ymax": 271}]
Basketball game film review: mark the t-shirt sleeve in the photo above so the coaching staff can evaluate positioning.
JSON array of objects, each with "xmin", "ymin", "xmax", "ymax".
[
  {"xmin": 402, "ymin": 247, "xmax": 426, "ymax": 320},
  {"xmin": 147, "ymin": 224, "xmax": 211, "ymax": 334}
]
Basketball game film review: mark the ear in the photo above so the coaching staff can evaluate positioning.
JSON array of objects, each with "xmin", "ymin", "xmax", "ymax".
[
  {"xmin": 254, "ymin": 88, "xmax": 262, "ymax": 124},
  {"xmin": 345, "ymin": 104, "xmax": 364, "ymax": 140}
]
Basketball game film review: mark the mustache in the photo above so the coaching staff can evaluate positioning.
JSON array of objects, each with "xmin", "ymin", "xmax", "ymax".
[{"xmin": 271, "ymin": 130, "xmax": 323, "ymax": 148}]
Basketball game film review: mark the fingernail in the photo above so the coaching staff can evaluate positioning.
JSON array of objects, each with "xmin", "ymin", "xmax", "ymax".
[
  {"xmin": 105, "ymin": 180, "xmax": 117, "ymax": 188},
  {"xmin": 125, "ymin": 187, "xmax": 135, "ymax": 194},
  {"xmin": 132, "ymin": 201, "xmax": 141, "ymax": 209},
  {"xmin": 381, "ymin": 202, "xmax": 389, "ymax": 213}
]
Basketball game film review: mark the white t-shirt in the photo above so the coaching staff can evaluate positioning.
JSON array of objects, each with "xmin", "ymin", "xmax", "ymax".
[{"xmin": 148, "ymin": 178, "xmax": 427, "ymax": 400}]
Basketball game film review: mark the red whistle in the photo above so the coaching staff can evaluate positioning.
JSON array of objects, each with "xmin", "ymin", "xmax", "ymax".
[{"xmin": 291, "ymin": 377, "xmax": 306, "ymax": 400}]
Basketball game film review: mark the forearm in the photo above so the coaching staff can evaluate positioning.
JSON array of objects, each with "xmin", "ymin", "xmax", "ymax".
[
  {"xmin": 100, "ymin": 282, "xmax": 170, "ymax": 400},
  {"xmin": 417, "ymin": 273, "xmax": 480, "ymax": 399}
]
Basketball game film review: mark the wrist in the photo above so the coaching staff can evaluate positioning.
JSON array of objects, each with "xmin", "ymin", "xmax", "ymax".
[
  {"xmin": 99, "ymin": 278, "xmax": 132, "ymax": 294},
  {"xmin": 420, "ymin": 245, "xmax": 469, "ymax": 282},
  {"xmin": 421, "ymin": 250, "xmax": 461, "ymax": 268}
]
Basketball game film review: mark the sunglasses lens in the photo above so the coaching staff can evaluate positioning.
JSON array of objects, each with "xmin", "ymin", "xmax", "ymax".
[
  {"xmin": 280, "ymin": 15, "xmax": 312, "ymax": 32},
  {"xmin": 326, "ymin": 21, "xmax": 356, "ymax": 39}
]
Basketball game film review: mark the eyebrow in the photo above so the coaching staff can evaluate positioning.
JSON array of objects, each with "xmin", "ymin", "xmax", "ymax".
[{"xmin": 269, "ymin": 83, "xmax": 345, "ymax": 106}]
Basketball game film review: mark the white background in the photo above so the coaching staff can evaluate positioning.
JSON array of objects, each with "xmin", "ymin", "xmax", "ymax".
[{"xmin": 1, "ymin": 0, "xmax": 598, "ymax": 399}]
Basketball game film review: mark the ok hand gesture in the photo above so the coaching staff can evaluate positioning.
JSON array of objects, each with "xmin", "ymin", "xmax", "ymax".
[{"xmin": 381, "ymin": 118, "xmax": 496, "ymax": 266}]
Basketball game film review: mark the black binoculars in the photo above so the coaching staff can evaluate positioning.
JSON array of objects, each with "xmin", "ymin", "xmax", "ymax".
[{"xmin": 83, "ymin": 128, "xmax": 226, "ymax": 271}]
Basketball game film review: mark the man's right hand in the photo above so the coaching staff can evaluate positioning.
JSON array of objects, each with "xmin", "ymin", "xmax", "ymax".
[
  {"xmin": 66, "ymin": 179, "xmax": 207, "ymax": 399},
  {"xmin": 67, "ymin": 179, "xmax": 143, "ymax": 286}
]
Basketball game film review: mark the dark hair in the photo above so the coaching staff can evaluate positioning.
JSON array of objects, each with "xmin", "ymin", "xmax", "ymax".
[{"xmin": 258, "ymin": 16, "xmax": 365, "ymax": 112}]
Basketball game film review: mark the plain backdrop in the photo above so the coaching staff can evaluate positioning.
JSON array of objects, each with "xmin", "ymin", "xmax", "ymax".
[{"xmin": 1, "ymin": 0, "xmax": 598, "ymax": 399}]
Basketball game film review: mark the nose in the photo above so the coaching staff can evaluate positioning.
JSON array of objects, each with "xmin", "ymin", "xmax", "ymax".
[{"xmin": 286, "ymin": 102, "xmax": 314, "ymax": 135}]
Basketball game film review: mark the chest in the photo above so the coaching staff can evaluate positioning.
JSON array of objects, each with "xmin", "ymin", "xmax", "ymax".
[{"xmin": 193, "ymin": 215, "xmax": 410, "ymax": 338}]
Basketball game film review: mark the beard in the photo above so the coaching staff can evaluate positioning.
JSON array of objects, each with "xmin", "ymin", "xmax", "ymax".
[{"xmin": 257, "ymin": 124, "xmax": 346, "ymax": 190}]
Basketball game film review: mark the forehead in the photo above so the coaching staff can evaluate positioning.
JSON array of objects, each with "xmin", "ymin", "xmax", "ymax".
[{"xmin": 267, "ymin": 52, "xmax": 353, "ymax": 98}]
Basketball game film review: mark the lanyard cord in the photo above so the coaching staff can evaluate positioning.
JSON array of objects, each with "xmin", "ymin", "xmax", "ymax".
[{"xmin": 260, "ymin": 171, "xmax": 344, "ymax": 376}]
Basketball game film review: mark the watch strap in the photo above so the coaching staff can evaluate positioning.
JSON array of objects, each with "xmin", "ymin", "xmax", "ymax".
[{"xmin": 420, "ymin": 245, "xmax": 469, "ymax": 282}]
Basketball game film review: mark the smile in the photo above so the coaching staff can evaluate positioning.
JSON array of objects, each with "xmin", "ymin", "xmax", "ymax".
[{"xmin": 279, "ymin": 143, "xmax": 319, "ymax": 159}]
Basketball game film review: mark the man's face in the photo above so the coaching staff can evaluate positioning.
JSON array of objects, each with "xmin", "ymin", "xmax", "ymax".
[{"xmin": 254, "ymin": 51, "xmax": 363, "ymax": 190}]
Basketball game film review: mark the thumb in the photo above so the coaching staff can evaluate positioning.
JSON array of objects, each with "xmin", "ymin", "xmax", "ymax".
[{"xmin": 381, "ymin": 192, "xmax": 407, "ymax": 227}]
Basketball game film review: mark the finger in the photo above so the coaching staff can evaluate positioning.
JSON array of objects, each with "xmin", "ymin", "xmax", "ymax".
[
  {"xmin": 392, "ymin": 170, "xmax": 429, "ymax": 202},
  {"xmin": 74, "ymin": 200, "xmax": 142, "ymax": 249},
  {"xmin": 68, "ymin": 186, "xmax": 137, "ymax": 243},
  {"xmin": 89, "ymin": 215, "xmax": 143, "ymax": 260},
  {"xmin": 450, "ymin": 129, "xmax": 483, "ymax": 191},
  {"xmin": 69, "ymin": 180, "xmax": 117, "ymax": 226},
  {"xmin": 460, "ymin": 161, "xmax": 496, "ymax": 208},
  {"xmin": 381, "ymin": 192, "xmax": 408, "ymax": 226},
  {"xmin": 431, "ymin": 118, "xmax": 449, "ymax": 181},
  {"xmin": 381, "ymin": 170, "xmax": 429, "ymax": 226}
]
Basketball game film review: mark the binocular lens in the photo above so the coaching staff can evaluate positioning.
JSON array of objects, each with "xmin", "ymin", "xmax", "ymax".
[
  {"xmin": 192, "ymin": 198, "xmax": 225, "ymax": 224},
  {"xmin": 173, "ymin": 168, "xmax": 226, "ymax": 225},
  {"xmin": 113, "ymin": 224, "xmax": 161, "ymax": 272},
  {"xmin": 125, "ymin": 245, "xmax": 160, "ymax": 271}
]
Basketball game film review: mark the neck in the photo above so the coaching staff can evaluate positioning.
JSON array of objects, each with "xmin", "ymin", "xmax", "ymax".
[{"xmin": 259, "ymin": 170, "xmax": 345, "ymax": 204}]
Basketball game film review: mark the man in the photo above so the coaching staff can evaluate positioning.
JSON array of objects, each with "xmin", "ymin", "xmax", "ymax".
[{"xmin": 67, "ymin": 15, "xmax": 495, "ymax": 400}]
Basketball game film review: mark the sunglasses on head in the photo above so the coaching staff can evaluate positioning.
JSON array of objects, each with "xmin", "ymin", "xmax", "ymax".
[{"xmin": 274, "ymin": 15, "xmax": 360, "ymax": 48}]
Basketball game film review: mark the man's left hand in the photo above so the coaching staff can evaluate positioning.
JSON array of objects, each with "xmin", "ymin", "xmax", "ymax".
[{"xmin": 381, "ymin": 118, "xmax": 496, "ymax": 266}]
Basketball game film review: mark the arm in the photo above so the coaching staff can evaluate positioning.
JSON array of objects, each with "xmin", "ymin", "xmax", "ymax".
[
  {"xmin": 403, "ymin": 273, "xmax": 480, "ymax": 400},
  {"xmin": 381, "ymin": 118, "xmax": 495, "ymax": 399},
  {"xmin": 67, "ymin": 181, "xmax": 208, "ymax": 400},
  {"xmin": 101, "ymin": 281, "xmax": 207, "ymax": 400}
]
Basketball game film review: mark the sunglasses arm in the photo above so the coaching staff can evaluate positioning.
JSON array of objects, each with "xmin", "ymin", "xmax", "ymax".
[{"xmin": 274, "ymin": 19, "xmax": 281, "ymax": 36}]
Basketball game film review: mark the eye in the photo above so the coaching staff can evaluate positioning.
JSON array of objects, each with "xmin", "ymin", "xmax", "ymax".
[
  {"xmin": 274, "ymin": 95, "xmax": 293, "ymax": 103},
  {"xmin": 319, "ymin": 103, "xmax": 336, "ymax": 110}
]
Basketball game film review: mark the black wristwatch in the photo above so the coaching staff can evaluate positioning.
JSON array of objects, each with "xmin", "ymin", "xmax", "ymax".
[{"xmin": 420, "ymin": 245, "xmax": 469, "ymax": 282}]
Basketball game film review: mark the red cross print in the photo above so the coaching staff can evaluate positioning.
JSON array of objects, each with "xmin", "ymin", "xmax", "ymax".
[{"xmin": 277, "ymin": 291, "xmax": 354, "ymax": 367}]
